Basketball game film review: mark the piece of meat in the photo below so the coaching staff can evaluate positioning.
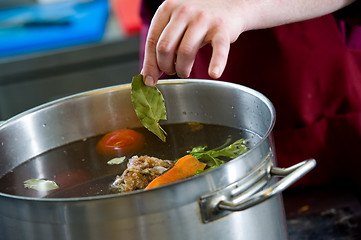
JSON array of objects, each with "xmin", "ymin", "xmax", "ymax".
[{"xmin": 111, "ymin": 155, "xmax": 174, "ymax": 193}]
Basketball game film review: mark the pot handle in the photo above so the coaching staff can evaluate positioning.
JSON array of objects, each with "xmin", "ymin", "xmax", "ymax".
[
  {"xmin": 218, "ymin": 159, "xmax": 316, "ymax": 212},
  {"xmin": 199, "ymin": 158, "xmax": 316, "ymax": 223}
]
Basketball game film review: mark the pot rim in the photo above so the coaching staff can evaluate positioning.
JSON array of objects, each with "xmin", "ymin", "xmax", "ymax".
[{"xmin": 0, "ymin": 79, "xmax": 276, "ymax": 202}]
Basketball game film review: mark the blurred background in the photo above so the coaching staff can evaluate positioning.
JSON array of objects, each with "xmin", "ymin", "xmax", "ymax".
[{"xmin": 0, "ymin": 0, "xmax": 141, "ymax": 120}]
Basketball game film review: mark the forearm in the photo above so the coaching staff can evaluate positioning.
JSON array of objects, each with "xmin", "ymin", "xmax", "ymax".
[{"xmin": 239, "ymin": 0, "xmax": 356, "ymax": 31}]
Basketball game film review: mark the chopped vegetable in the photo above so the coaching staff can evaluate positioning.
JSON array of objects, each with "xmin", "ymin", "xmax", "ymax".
[
  {"xmin": 107, "ymin": 156, "xmax": 126, "ymax": 165},
  {"xmin": 96, "ymin": 129, "xmax": 145, "ymax": 156},
  {"xmin": 145, "ymin": 155, "xmax": 206, "ymax": 189},
  {"xmin": 24, "ymin": 179, "xmax": 59, "ymax": 191},
  {"xmin": 189, "ymin": 138, "xmax": 249, "ymax": 174},
  {"xmin": 131, "ymin": 74, "xmax": 167, "ymax": 142}
]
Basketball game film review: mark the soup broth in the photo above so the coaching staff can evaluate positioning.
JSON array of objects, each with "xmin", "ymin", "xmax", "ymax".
[{"xmin": 0, "ymin": 123, "xmax": 261, "ymax": 198}]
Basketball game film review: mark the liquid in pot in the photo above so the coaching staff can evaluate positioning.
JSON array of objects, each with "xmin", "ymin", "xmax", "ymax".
[{"xmin": 0, "ymin": 123, "xmax": 261, "ymax": 198}]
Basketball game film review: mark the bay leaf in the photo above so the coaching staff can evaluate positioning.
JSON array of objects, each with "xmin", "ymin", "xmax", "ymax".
[
  {"xmin": 107, "ymin": 156, "xmax": 126, "ymax": 165},
  {"xmin": 131, "ymin": 74, "xmax": 167, "ymax": 142},
  {"xmin": 24, "ymin": 179, "xmax": 59, "ymax": 191}
]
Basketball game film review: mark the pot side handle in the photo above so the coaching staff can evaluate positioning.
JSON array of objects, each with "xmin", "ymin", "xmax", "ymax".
[
  {"xmin": 218, "ymin": 159, "xmax": 316, "ymax": 212},
  {"xmin": 199, "ymin": 158, "xmax": 316, "ymax": 223}
]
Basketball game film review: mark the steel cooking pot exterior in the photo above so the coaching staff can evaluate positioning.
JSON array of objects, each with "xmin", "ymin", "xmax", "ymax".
[{"xmin": 0, "ymin": 80, "xmax": 315, "ymax": 240}]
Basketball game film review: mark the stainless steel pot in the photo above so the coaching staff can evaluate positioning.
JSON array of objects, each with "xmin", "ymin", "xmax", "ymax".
[{"xmin": 0, "ymin": 80, "xmax": 315, "ymax": 240}]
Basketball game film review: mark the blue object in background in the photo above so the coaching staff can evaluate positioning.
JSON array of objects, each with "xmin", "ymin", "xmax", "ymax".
[{"xmin": 0, "ymin": 0, "xmax": 109, "ymax": 58}]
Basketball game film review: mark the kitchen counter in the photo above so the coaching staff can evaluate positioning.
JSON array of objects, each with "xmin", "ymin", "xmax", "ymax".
[{"xmin": 284, "ymin": 184, "xmax": 361, "ymax": 239}]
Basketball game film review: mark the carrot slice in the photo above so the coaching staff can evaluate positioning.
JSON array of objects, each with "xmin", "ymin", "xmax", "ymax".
[{"xmin": 145, "ymin": 155, "xmax": 206, "ymax": 189}]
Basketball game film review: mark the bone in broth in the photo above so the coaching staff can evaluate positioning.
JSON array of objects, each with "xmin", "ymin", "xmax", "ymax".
[{"xmin": 0, "ymin": 123, "xmax": 260, "ymax": 198}]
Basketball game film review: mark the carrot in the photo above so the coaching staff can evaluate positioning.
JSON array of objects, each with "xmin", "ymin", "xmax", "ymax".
[{"xmin": 145, "ymin": 155, "xmax": 206, "ymax": 190}]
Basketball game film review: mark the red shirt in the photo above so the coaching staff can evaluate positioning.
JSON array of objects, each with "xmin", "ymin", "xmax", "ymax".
[{"xmin": 140, "ymin": 1, "xmax": 361, "ymax": 187}]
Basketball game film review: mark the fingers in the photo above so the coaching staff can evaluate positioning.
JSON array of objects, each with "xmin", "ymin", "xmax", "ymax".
[
  {"xmin": 156, "ymin": 10, "xmax": 188, "ymax": 76},
  {"xmin": 175, "ymin": 16, "xmax": 208, "ymax": 78},
  {"xmin": 207, "ymin": 30, "xmax": 230, "ymax": 79},
  {"xmin": 142, "ymin": 1, "xmax": 233, "ymax": 86},
  {"xmin": 143, "ymin": 3, "xmax": 208, "ymax": 84},
  {"xmin": 142, "ymin": 3, "xmax": 172, "ymax": 86}
]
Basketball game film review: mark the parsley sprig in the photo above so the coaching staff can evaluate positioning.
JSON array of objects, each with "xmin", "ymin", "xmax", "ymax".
[{"xmin": 188, "ymin": 138, "xmax": 249, "ymax": 174}]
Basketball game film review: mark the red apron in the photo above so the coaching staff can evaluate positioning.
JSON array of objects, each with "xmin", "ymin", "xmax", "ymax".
[{"xmin": 190, "ymin": 15, "xmax": 361, "ymax": 187}]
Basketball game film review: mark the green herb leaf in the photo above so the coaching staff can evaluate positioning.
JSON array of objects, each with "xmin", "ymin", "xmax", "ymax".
[
  {"xmin": 131, "ymin": 74, "xmax": 167, "ymax": 142},
  {"xmin": 189, "ymin": 138, "xmax": 249, "ymax": 173},
  {"xmin": 211, "ymin": 139, "xmax": 249, "ymax": 158},
  {"xmin": 107, "ymin": 156, "xmax": 126, "ymax": 165},
  {"xmin": 24, "ymin": 179, "xmax": 59, "ymax": 191}
]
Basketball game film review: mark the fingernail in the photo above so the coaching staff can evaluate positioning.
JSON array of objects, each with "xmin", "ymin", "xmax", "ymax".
[
  {"xmin": 178, "ymin": 74, "xmax": 189, "ymax": 79},
  {"xmin": 144, "ymin": 75, "xmax": 155, "ymax": 86},
  {"xmin": 211, "ymin": 66, "xmax": 220, "ymax": 78}
]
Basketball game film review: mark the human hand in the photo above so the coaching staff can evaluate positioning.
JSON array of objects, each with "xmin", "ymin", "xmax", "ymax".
[
  {"xmin": 141, "ymin": 0, "xmax": 355, "ymax": 86},
  {"xmin": 141, "ymin": 0, "xmax": 246, "ymax": 86}
]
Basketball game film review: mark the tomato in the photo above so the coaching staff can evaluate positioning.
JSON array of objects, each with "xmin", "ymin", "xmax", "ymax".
[{"xmin": 96, "ymin": 129, "xmax": 145, "ymax": 156}]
